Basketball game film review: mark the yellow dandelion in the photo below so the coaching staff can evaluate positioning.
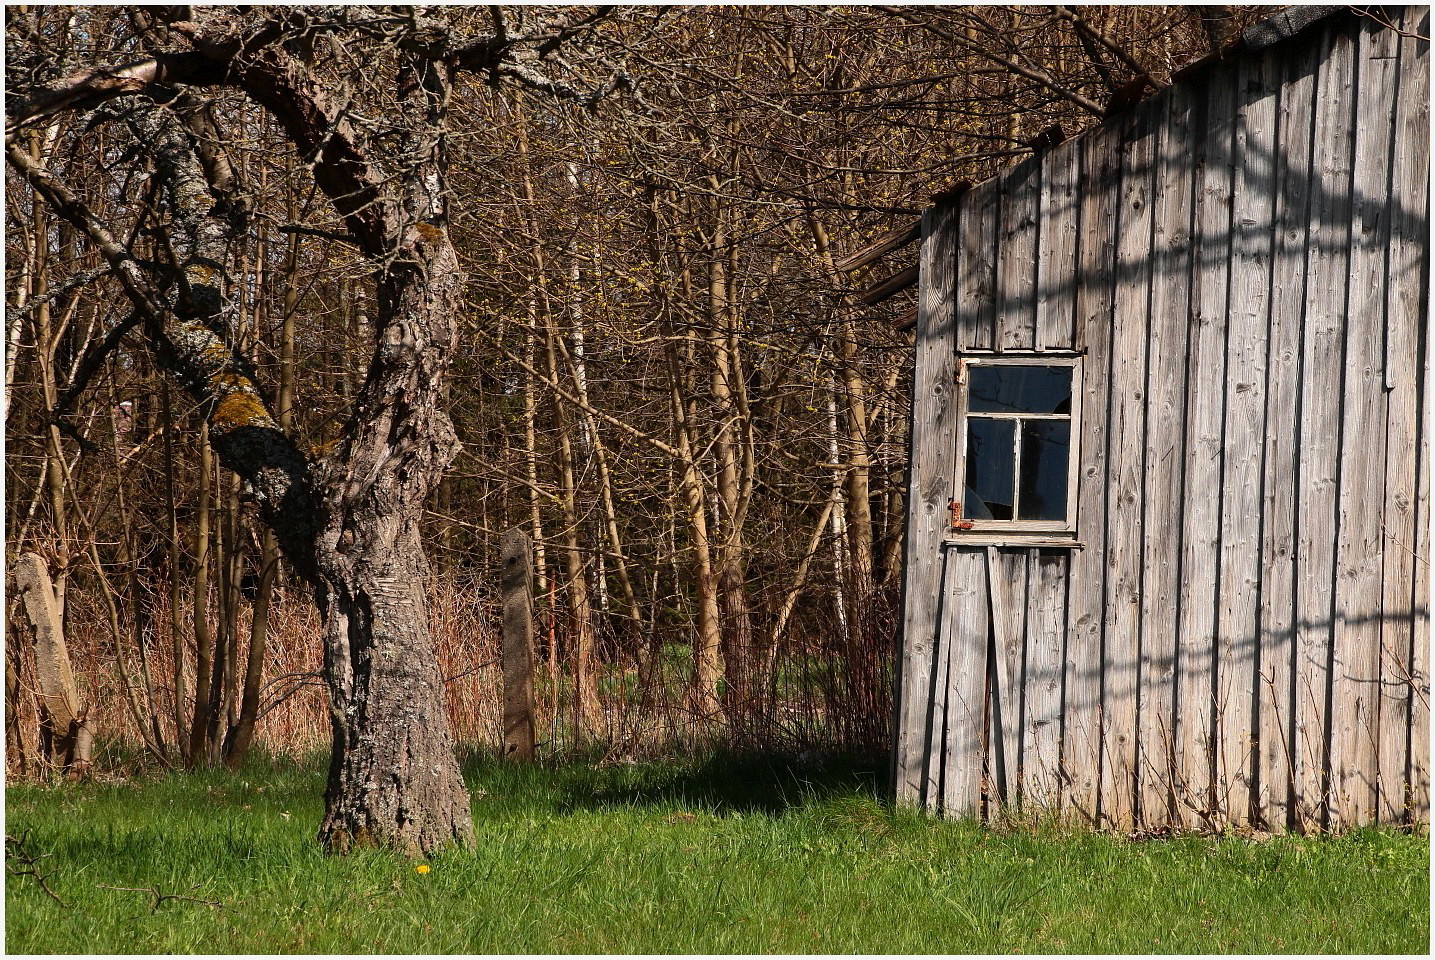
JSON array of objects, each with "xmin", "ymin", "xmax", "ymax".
[{"xmin": 415, "ymin": 864, "xmax": 431, "ymax": 874}]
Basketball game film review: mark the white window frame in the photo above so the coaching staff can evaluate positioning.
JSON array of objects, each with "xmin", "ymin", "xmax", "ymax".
[{"xmin": 949, "ymin": 352, "xmax": 1083, "ymax": 540}]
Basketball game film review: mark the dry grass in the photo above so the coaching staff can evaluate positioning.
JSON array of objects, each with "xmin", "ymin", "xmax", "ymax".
[
  {"xmin": 6, "ymin": 576, "xmax": 503, "ymax": 769},
  {"xmin": 6, "ymin": 570, "xmax": 896, "ymax": 773}
]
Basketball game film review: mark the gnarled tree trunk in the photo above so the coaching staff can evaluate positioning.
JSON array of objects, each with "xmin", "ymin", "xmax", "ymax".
[
  {"xmin": 312, "ymin": 231, "xmax": 473, "ymax": 855},
  {"xmin": 316, "ymin": 529, "xmax": 471, "ymax": 855}
]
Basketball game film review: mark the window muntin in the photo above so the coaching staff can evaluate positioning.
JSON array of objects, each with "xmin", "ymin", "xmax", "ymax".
[{"xmin": 955, "ymin": 356, "xmax": 1081, "ymax": 535}]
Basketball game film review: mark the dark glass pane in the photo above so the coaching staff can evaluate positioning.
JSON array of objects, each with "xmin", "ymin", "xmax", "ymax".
[
  {"xmin": 964, "ymin": 418, "xmax": 1015, "ymax": 520},
  {"xmin": 968, "ymin": 365, "xmax": 1072, "ymax": 414},
  {"xmin": 1017, "ymin": 420, "xmax": 1070, "ymax": 521}
]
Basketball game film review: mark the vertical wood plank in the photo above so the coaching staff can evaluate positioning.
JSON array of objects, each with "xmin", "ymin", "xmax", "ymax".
[
  {"xmin": 1293, "ymin": 23, "xmax": 1356, "ymax": 831},
  {"xmin": 1383, "ymin": 5, "xmax": 1430, "ymax": 826},
  {"xmin": 1023, "ymin": 551, "xmax": 1068, "ymax": 809},
  {"xmin": 942, "ymin": 548, "xmax": 991, "ymax": 818},
  {"xmin": 986, "ymin": 546, "xmax": 1028, "ymax": 808},
  {"xmin": 1036, "ymin": 139, "xmax": 1081, "ymax": 351},
  {"xmin": 1257, "ymin": 35, "xmax": 1321, "ymax": 833},
  {"xmin": 1064, "ymin": 122, "xmax": 1118, "ymax": 824},
  {"xmin": 895, "ymin": 201, "xmax": 961, "ymax": 805},
  {"xmin": 1100, "ymin": 100, "xmax": 1157, "ymax": 831},
  {"xmin": 1330, "ymin": 17, "xmax": 1399, "ymax": 830},
  {"xmin": 926, "ymin": 551, "xmax": 957, "ymax": 808},
  {"xmin": 1216, "ymin": 46, "xmax": 1281, "ymax": 830},
  {"xmin": 959, "ymin": 184, "xmax": 998, "ymax": 351},
  {"xmin": 1175, "ymin": 61, "xmax": 1236, "ymax": 832},
  {"xmin": 996, "ymin": 158, "xmax": 1040, "ymax": 351},
  {"xmin": 1138, "ymin": 79, "xmax": 1196, "ymax": 830},
  {"xmin": 1411, "ymin": 247, "xmax": 1431, "ymax": 826}
]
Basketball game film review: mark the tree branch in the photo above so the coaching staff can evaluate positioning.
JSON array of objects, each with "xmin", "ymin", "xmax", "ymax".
[
  {"xmin": 880, "ymin": 6, "xmax": 1107, "ymax": 117},
  {"xmin": 5, "ymin": 139, "xmax": 320, "ymax": 579},
  {"xmin": 5, "ymin": 52, "xmax": 223, "ymax": 138}
]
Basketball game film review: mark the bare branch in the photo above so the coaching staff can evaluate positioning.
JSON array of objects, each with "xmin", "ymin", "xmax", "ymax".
[
  {"xmin": 879, "ymin": 6, "xmax": 1107, "ymax": 117},
  {"xmin": 5, "ymin": 52, "xmax": 222, "ymax": 138},
  {"xmin": 5, "ymin": 832, "xmax": 69, "ymax": 909}
]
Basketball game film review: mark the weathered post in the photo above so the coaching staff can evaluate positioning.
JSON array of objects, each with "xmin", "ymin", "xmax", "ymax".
[
  {"xmin": 14, "ymin": 551, "xmax": 93, "ymax": 776},
  {"xmin": 501, "ymin": 527, "xmax": 537, "ymax": 760}
]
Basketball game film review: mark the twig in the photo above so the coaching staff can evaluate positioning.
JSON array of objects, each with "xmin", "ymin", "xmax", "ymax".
[
  {"xmin": 443, "ymin": 656, "xmax": 501, "ymax": 685},
  {"xmin": 5, "ymin": 831, "xmax": 69, "ymax": 908},
  {"xmin": 97, "ymin": 883, "xmax": 224, "ymax": 913}
]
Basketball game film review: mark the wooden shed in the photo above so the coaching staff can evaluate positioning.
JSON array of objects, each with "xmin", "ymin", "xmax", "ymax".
[{"xmin": 894, "ymin": 4, "xmax": 1429, "ymax": 832}]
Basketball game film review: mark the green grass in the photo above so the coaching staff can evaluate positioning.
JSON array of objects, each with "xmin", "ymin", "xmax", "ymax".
[{"xmin": 5, "ymin": 752, "xmax": 1429, "ymax": 954}]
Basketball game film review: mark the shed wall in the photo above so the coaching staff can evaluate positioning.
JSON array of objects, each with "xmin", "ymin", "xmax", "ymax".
[{"xmin": 896, "ymin": 5, "xmax": 1430, "ymax": 831}]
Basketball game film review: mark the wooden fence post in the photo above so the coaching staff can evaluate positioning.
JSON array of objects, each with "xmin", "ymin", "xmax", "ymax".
[
  {"xmin": 501, "ymin": 528, "xmax": 536, "ymax": 760},
  {"xmin": 14, "ymin": 551, "xmax": 93, "ymax": 776}
]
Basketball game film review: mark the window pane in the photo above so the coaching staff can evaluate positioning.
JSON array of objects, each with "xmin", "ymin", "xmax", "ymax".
[
  {"xmin": 965, "ymin": 418, "xmax": 1015, "ymax": 520},
  {"xmin": 968, "ymin": 365, "xmax": 1072, "ymax": 414},
  {"xmin": 1017, "ymin": 420, "xmax": 1070, "ymax": 521}
]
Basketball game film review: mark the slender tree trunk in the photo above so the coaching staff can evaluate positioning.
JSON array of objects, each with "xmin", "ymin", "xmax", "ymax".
[
  {"xmin": 187, "ymin": 422, "xmax": 213, "ymax": 765},
  {"xmin": 839, "ymin": 327, "xmax": 874, "ymax": 589},
  {"xmin": 876, "ymin": 363, "xmax": 907, "ymax": 588},
  {"xmin": 563, "ymin": 163, "xmax": 612, "ymax": 626},
  {"xmin": 111, "ymin": 386, "xmax": 169, "ymax": 759},
  {"xmin": 227, "ymin": 536, "xmax": 275, "ymax": 767},
  {"xmin": 549, "ymin": 208, "xmax": 643, "ymax": 640},
  {"xmin": 544, "ymin": 285, "xmax": 644, "ymax": 643},
  {"xmin": 160, "ymin": 381, "xmax": 191, "ymax": 761},
  {"xmin": 666, "ymin": 326, "xmax": 723, "ymax": 721},
  {"xmin": 522, "ymin": 320, "xmax": 549, "ymax": 600},
  {"xmin": 228, "ymin": 209, "xmax": 296, "ymax": 767},
  {"xmin": 809, "ymin": 216, "xmax": 874, "ymax": 592},
  {"xmin": 705, "ymin": 209, "xmax": 755, "ymax": 728},
  {"xmin": 826, "ymin": 377, "xmax": 852, "ymax": 645},
  {"xmin": 31, "ymin": 141, "xmax": 72, "ymax": 622},
  {"xmin": 543, "ymin": 324, "xmax": 600, "ymax": 743},
  {"xmin": 513, "ymin": 118, "xmax": 599, "ymax": 745},
  {"xmin": 210, "ymin": 474, "xmax": 242, "ymax": 761}
]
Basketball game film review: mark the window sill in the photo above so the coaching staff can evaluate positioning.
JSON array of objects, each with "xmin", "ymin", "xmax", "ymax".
[{"xmin": 943, "ymin": 535, "xmax": 1084, "ymax": 550}]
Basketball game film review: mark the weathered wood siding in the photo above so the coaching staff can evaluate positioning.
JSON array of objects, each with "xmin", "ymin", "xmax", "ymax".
[{"xmin": 897, "ymin": 6, "xmax": 1430, "ymax": 831}]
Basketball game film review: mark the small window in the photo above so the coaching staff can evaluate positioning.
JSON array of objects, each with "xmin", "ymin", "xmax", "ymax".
[{"xmin": 954, "ymin": 355, "xmax": 1081, "ymax": 536}]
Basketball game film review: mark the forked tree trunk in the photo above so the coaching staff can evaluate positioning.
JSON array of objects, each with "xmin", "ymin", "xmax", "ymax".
[{"xmin": 5, "ymin": 9, "xmax": 527, "ymax": 856}]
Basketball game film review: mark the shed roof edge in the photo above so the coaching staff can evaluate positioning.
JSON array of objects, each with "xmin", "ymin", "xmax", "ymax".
[{"xmin": 1241, "ymin": 4, "xmax": 1346, "ymax": 50}]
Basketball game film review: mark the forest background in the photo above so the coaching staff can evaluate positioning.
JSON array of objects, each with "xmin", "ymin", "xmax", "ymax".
[{"xmin": 5, "ymin": 4, "xmax": 1270, "ymax": 775}]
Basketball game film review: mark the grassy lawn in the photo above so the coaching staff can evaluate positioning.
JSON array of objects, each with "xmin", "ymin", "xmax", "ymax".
[{"xmin": 5, "ymin": 752, "xmax": 1428, "ymax": 954}]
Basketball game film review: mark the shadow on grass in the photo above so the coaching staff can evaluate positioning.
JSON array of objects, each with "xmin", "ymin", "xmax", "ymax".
[{"xmin": 459, "ymin": 746, "xmax": 891, "ymax": 817}]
